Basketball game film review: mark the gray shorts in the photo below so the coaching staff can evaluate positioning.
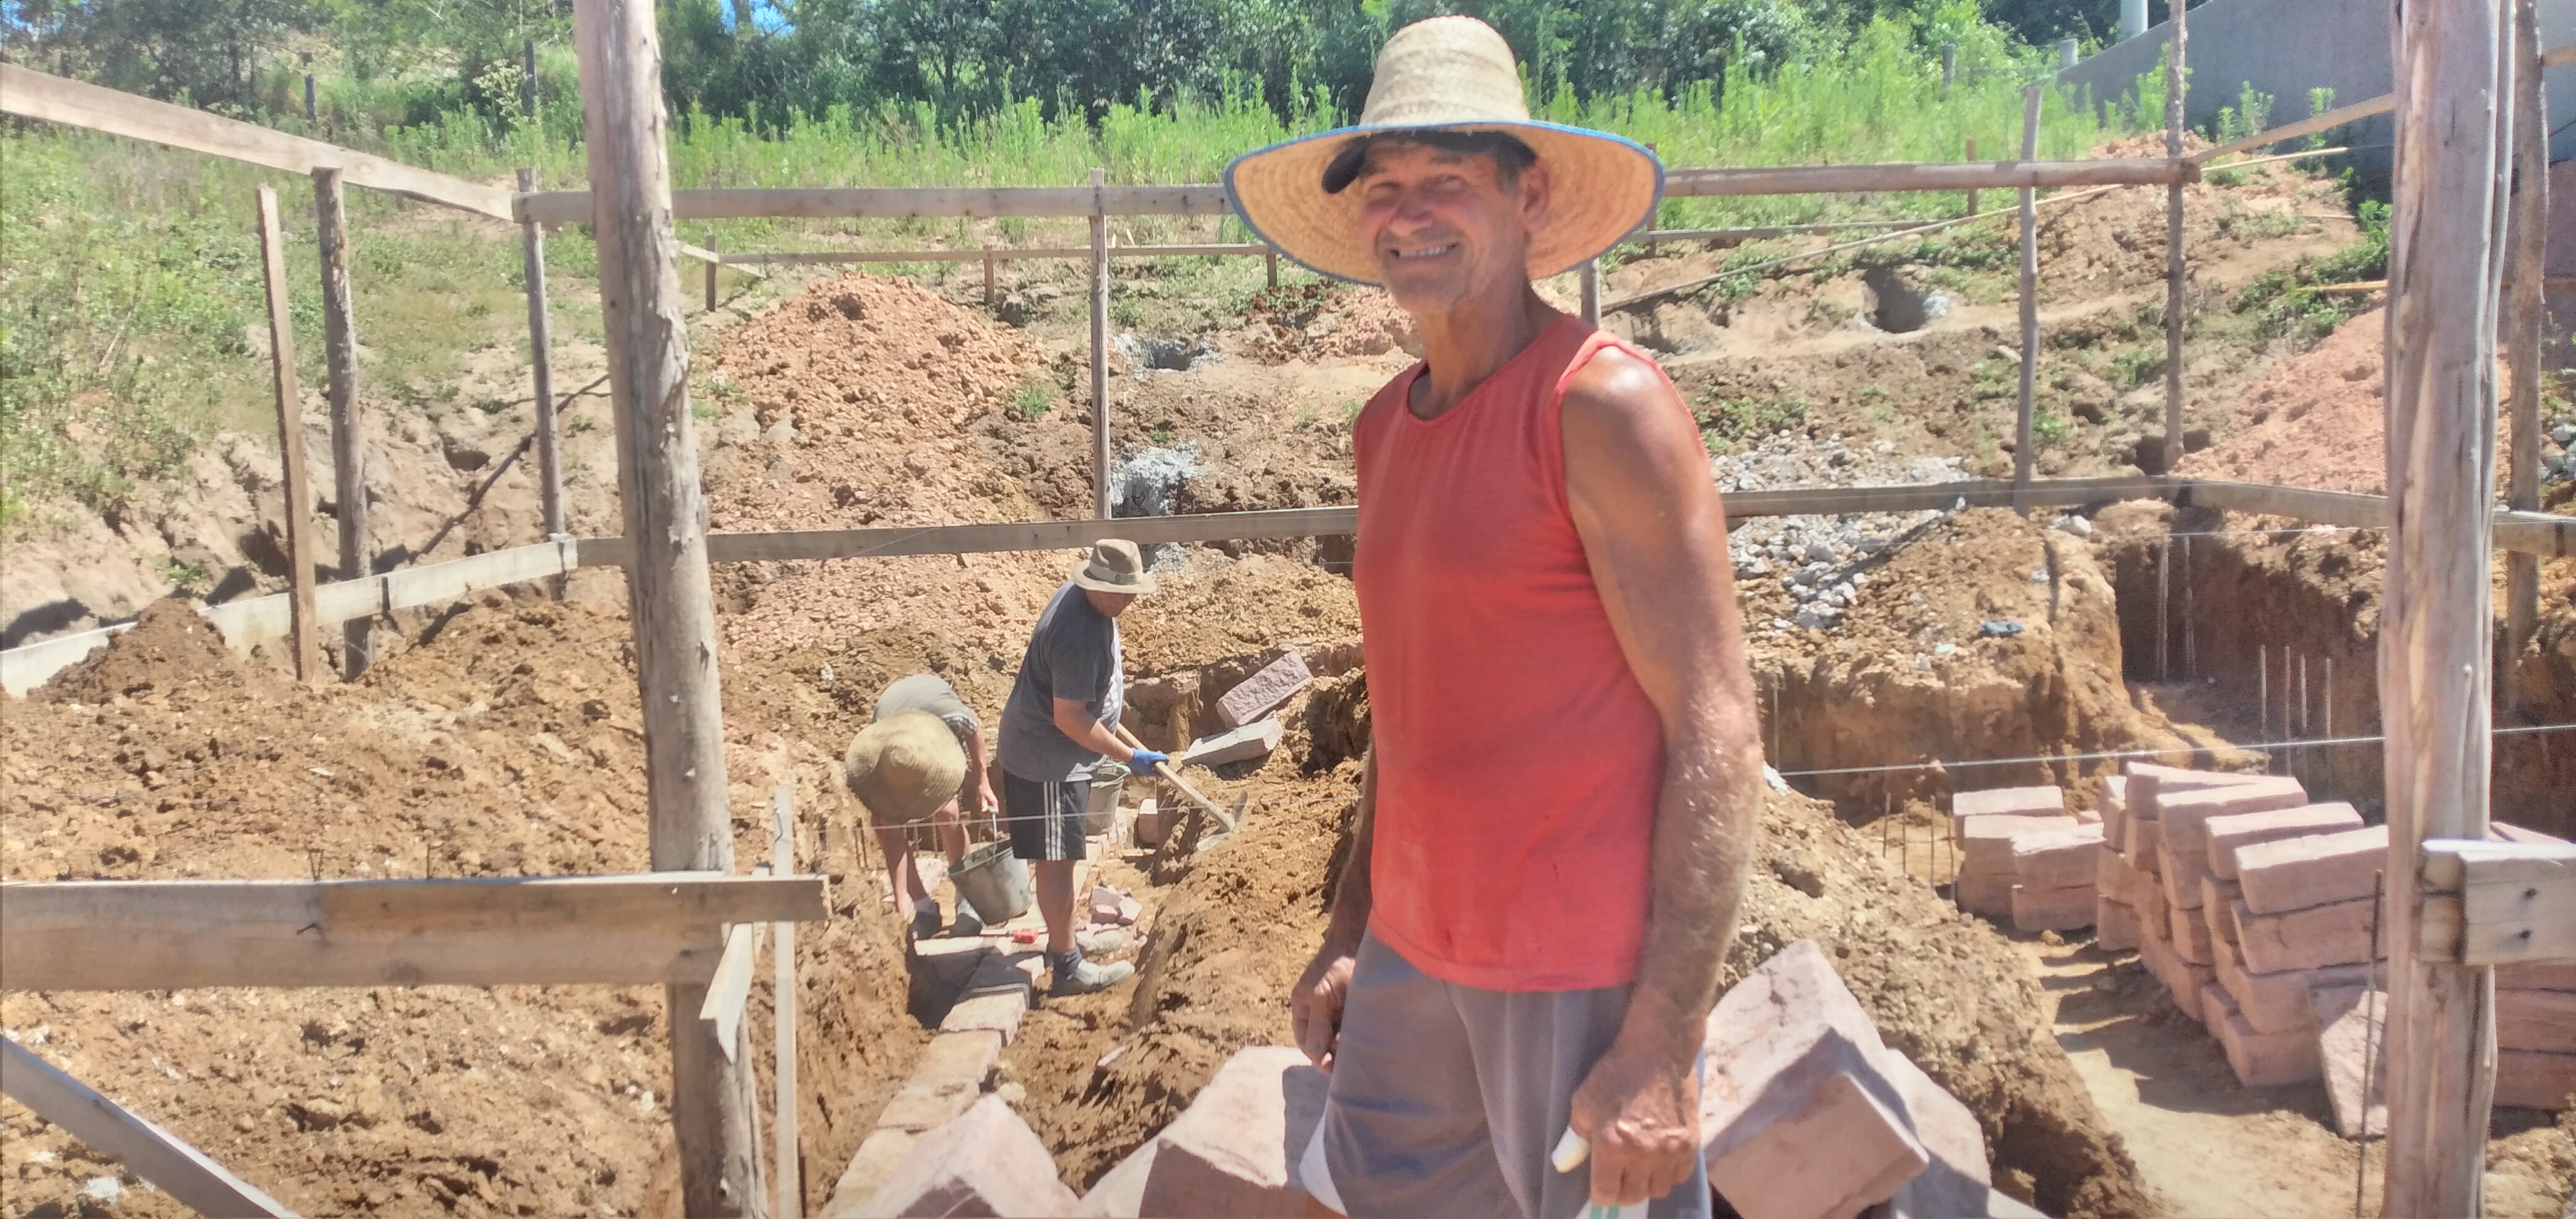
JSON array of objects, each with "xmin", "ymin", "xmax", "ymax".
[{"xmin": 1302, "ymin": 933, "xmax": 1712, "ymax": 1219}]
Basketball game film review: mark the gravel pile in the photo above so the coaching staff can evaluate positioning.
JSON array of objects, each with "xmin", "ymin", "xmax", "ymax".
[{"xmin": 1713, "ymin": 430, "xmax": 1973, "ymax": 633}]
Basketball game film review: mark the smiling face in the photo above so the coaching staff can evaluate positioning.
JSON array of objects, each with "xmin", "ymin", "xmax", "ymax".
[{"xmin": 1351, "ymin": 139, "xmax": 1550, "ymax": 315}]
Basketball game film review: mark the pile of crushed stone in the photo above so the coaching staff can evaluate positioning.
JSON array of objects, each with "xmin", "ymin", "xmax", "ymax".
[{"xmin": 1715, "ymin": 430, "xmax": 1973, "ymax": 632}]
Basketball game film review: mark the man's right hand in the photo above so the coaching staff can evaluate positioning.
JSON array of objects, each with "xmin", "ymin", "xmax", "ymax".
[
  {"xmin": 1129, "ymin": 748, "xmax": 1170, "ymax": 773},
  {"xmin": 1290, "ymin": 943, "xmax": 1359, "ymax": 1071}
]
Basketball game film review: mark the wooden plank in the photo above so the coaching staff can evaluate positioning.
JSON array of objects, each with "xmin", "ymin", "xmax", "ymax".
[
  {"xmin": 571, "ymin": 0, "xmax": 754, "ymax": 1204},
  {"xmin": 315, "ymin": 873, "xmax": 827, "ymax": 930},
  {"xmin": 380, "ymin": 540, "xmax": 575, "ymax": 613},
  {"xmin": 2162, "ymin": 0, "xmax": 2190, "ymax": 479},
  {"xmin": 1661, "ymin": 157, "xmax": 2193, "ymax": 198},
  {"xmin": 700, "ymin": 917, "xmax": 762, "ymax": 1059},
  {"xmin": 2415, "ymin": 840, "xmax": 2576, "ymax": 966},
  {"xmin": 2419, "ymin": 837, "xmax": 2576, "ymax": 890},
  {"xmin": 254, "ymin": 187, "xmax": 321, "ymax": 684},
  {"xmin": 0, "ymin": 624, "xmax": 129, "ymax": 697},
  {"xmin": 0, "ymin": 64, "xmax": 510, "ymax": 220},
  {"xmin": 1090, "ymin": 168, "xmax": 1112, "ymax": 520},
  {"xmin": 770, "ymin": 789, "xmax": 801, "ymax": 1219},
  {"xmin": 716, "ymin": 243, "xmax": 1264, "ymax": 266},
  {"xmin": 520, "ymin": 168, "xmax": 567, "ymax": 539},
  {"xmin": 2377, "ymin": 0, "xmax": 2510, "ymax": 1198},
  {"xmin": 315, "ymin": 168, "xmax": 373, "ymax": 679},
  {"xmin": 514, "ymin": 183, "xmax": 1237, "ymax": 225},
  {"xmin": 1, "ymin": 1040, "xmax": 298, "ymax": 1217},
  {"xmin": 2015, "ymin": 87, "xmax": 2043, "ymax": 511},
  {"xmin": 2506, "ymin": 0, "xmax": 2548, "ymax": 719}
]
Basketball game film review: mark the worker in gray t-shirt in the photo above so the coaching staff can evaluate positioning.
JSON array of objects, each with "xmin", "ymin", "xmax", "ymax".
[
  {"xmin": 999, "ymin": 540, "xmax": 1170, "ymax": 995},
  {"xmin": 871, "ymin": 673, "xmax": 998, "ymax": 938}
]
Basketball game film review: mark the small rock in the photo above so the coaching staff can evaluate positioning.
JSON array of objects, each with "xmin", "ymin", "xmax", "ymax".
[
  {"xmin": 2029, "ymin": 569, "xmax": 2048, "ymax": 583},
  {"xmin": 1795, "ymin": 606, "xmax": 1834, "ymax": 630},
  {"xmin": 2055, "ymin": 515, "xmax": 2094, "ymax": 538},
  {"xmin": 2552, "ymin": 422, "xmax": 2575, "ymax": 446},
  {"xmin": 1978, "ymin": 620, "xmax": 2025, "ymax": 639},
  {"xmin": 1769, "ymin": 851, "xmax": 1829, "ymax": 898},
  {"xmin": 1934, "ymin": 642, "xmax": 1959, "ymax": 656},
  {"xmin": 80, "ymin": 1177, "xmax": 121, "ymax": 1205}
]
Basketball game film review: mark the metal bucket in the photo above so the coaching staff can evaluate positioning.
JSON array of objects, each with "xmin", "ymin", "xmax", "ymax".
[
  {"xmin": 1084, "ymin": 762, "xmax": 1129, "ymax": 838},
  {"xmin": 949, "ymin": 841, "xmax": 1032, "ymax": 924}
]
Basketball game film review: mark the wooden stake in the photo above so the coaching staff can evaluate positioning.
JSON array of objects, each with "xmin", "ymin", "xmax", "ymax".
[
  {"xmin": 770, "ymin": 789, "xmax": 801, "ymax": 1219},
  {"xmin": 2014, "ymin": 85, "xmax": 2042, "ymax": 513},
  {"xmin": 2162, "ymin": 0, "xmax": 2188, "ymax": 476},
  {"xmin": 313, "ymin": 168, "xmax": 371, "ymax": 678},
  {"xmin": 705, "ymin": 232, "xmax": 720, "ymax": 312},
  {"xmin": 519, "ymin": 168, "xmax": 567, "ymax": 540},
  {"xmin": 1265, "ymin": 248, "xmax": 1279, "ymax": 288},
  {"xmin": 1964, "ymin": 136, "xmax": 1980, "ymax": 218},
  {"xmin": 2380, "ymin": 0, "xmax": 2508, "ymax": 1196},
  {"xmin": 1579, "ymin": 258, "xmax": 1602, "ymax": 325},
  {"xmin": 1090, "ymin": 167, "xmax": 1112, "ymax": 520},
  {"xmin": 981, "ymin": 252, "xmax": 995, "ymax": 307},
  {"xmin": 2504, "ymin": 0, "xmax": 2546, "ymax": 719},
  {"xmin": 253, "ymin": 187, "xmax": 320, "ymax": 684},
  {"xmin": 568, "ymin": 0, "xmax": 754, "ymax": 1210}
]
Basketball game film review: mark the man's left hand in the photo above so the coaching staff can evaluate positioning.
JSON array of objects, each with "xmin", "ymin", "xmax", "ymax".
[
  {"xmin": 1566, "ymin": 1010, "xmax": 1702, "ymax": 1207},
  {"xmin": 977, "ymin": 781, "xmax": 999, "ymax": 823}
]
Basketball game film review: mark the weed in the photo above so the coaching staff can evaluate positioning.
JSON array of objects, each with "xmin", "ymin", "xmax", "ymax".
[
  {"xmin": 2032, "ymin": 410, "xmax": 2070, "ymax": 443},
  {"xmin": 1011, "ymin": 383, "xmax": 1053, "ymax": 419},
  {"xmin": 1694, "ymin": 394, "xmax": 1809, "ymax": 446},
  {"xmin": 1152, "ymin": 426, "xmax": 1175, "ymax": 445},
  {"xmin": 153, "ymin": 556, "xmax": 214, "ymax": 595},
  {"xmin": 691, "ymin": 401, "xmax": 720, "ymax": 422},
  {"xmin": 2109, "ymin": 348, "xmax": 2165, "ymax": 390}
]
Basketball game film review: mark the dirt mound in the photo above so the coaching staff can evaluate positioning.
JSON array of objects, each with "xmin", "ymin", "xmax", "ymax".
[
  {"xmin": 2177, "ymin": 310, "xmax": 2390, "ymax": 493},
  {"xmin": 1749, "ymin": 509, "xmax": 2217, "ymax": 809},
  {"xmin": 1116, "ymin": 554, "xmax": 1361, "ymax": 676},
  {"xmin": 1, "ymin": 595, "xmax": 920, "ymax": 1216},
  {"xmin": 1237, "ymin": 283, "xmax": 1420, "ymax": 364},
  {"xmin": 35, "ymin": 597, "xmax": 281, "ymax": 706},
  {"xmin": 703, "ymin": 273, "xmax": 1072, "ymax": 659}
]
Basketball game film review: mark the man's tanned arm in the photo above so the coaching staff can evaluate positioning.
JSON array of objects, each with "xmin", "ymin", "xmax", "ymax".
[{"xmin": 1559, "ymin": 343, "xmax": 1765, "ymax": 1207}]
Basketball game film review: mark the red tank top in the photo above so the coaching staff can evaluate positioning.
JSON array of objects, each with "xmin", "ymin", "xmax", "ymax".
[{"xmin": 1352, "ymin": 315, "xmax": 1671, "ymax": 992}]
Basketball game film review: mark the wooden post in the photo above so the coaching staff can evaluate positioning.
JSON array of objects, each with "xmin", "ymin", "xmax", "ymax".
[
  {"xmin": 253, "ymin": 187, "xmax": 321, "ymax": 684},
  {"xmin": 568, "ymin": 0, "xmax": 755, "ymax": 1212},
  {"xmin": 2161, "ymin": 0, "xmax": 2189, "ymax": 475},
  {"xmin": 1266, "ymin": 248, "xmax": 1279, "ymax": 288},
  {"xmin": 1578, "ymin": 258, "xmax": 1602, "ymax": 325},
  {"xmin": 519, "ymin": 168, "xmax": 568, "ymax": 540},
  {"xmin": 1645, "ymin": 144, "xmax": 1660, "ymax": 257},
  {"xmin": 705, "ymin": 232, "xmax": 720, "ymax": 312},
  {"xmin": 2504, "ymin": 0, "xmax": 2546, "ymax": 719},
  {"xmin": 313, "ymin": 168, "xmax": 371, "ymax": 678},
  {"xmin": 1964, "ymin": 137, "xmax": 1980, "ymax": 218},
  {"xmin": 2379, "ymin": 0, "xmax": 2508, "ymax": 1200},
  {"xmin": 2014, "ymin": 86, "xmax": 2042, "ymax": 513},
  {"xmin": 1090, "ymin": 167, "xmax": 1112, "ymax": 520},
  {"xmin": 770, "ymin": 789, "xmax": 800, "ymax": 1219},
  {"xmin": 981, "ymin": 252, "xmax": 995, "ymax": 307}
]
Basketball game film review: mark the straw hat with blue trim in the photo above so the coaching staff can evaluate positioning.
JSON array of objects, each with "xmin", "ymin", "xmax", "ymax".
[{"xmin": 1225, "ymin": 15, "xmax": 1664, "ymax": 286}]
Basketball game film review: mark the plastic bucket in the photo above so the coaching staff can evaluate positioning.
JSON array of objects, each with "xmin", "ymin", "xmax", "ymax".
[
  {"xmin": 950, "ymin": 841, "xmax": 1033, "ymax": 924},
  {"xmin": 1084, "ymin": 762, "xmax": 1129, "ymax": 837}
]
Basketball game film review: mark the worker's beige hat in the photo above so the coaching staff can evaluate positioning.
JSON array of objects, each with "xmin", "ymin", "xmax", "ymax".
[
  {"xmin": 1224, "ymin": 15, "xmax": 1663, "ymax": 286},
  {"xmin": 1071, "ymin": 539, "xmax": 1156, "ymax": 596},
  {"xmin": 844, "ymin": 711, "xmax": 968, "ymax": 826}
]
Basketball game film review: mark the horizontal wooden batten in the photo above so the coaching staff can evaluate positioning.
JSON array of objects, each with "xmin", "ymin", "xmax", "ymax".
[
  {"xmin": 515, "ymin": 183, "xmax": 1238, "ymax": 225},
  {"xmin": 1663, "ymin": 157, "xmax": 2195, "ymax": 198},
  {"xmin": 2416, "ymin": 839, "xmax": 2576, "ymax": 966},
  {"xmin": 716, "ymin": 243, "xmax": 1266, "ymax": 266},
  {"xmin": 1, "ymin": 873, "xmax": 826, "ymax": 991},
  {"xmin": 0, "ymin": 64, "xmax": 511, "ymax": 220}
]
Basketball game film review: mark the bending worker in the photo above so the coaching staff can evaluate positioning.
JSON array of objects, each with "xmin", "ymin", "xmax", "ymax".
[
  {"xmin": 1227, "ymin": 17, "xmax": 1762, "ymax": 1218},
  {"xmin": 843, "ymin": 707, "xmax": 971, "ymax": 942},
  {"xmin": 998, "ymin": 540, "xmax": 1170, "ymax": 996},
  {"xmin": 861, "ymin": 673, "xmax": 998, "ymax": 940}
]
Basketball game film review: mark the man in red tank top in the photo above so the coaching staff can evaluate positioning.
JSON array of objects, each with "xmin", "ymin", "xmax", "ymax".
[{"xmin": 1229, "ymin": 17, "xmax": 1764, "ymax": 1219}]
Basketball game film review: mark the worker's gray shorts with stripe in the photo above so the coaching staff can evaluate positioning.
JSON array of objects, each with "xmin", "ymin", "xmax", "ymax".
[
  {"xmin": 1302, "ymin": 933, "xmax": 1712, "ymax": 1219},
  {"xmin": 1000, "ymin": 771, "xmax": 1088, "ymax": 862}
]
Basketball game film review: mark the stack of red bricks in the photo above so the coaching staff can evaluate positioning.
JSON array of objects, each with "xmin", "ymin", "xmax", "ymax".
[{"xmin": 1948, "ymin": 785, "xmax": 2104, "ymax": 934}]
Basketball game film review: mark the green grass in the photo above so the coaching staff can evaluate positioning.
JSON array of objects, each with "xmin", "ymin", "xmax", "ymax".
[{"xmin": 1695, "ymin": 394, "xmax": 1811, "ymax": 448}]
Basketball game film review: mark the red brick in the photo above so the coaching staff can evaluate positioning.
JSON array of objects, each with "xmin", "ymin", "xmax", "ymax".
[
  {"xmin": 876, "ymin": 1031, "xmax": 1004, "ymax": 1132},
  {"xmin": 2234, "ymin": 896, "xmax": 2380, "ymax": 974},
  {"xmin": 2205, "ymin": 803, "xmax": 2364, "ymax": 879},
  {"xmin": 1072, "ymin": 1138, "xmax": 1157, "ymax": 1217},
  {"xmin": 2012, "ymin": 883, "xmax": 2095, "ymax": 932},
  {"xmin": 2212, "ymin": 937, "xmax": 2370, "ymax": 1034},
  {"xmin": 1882, "ymin": 1050, "xmax": 1988, "ymax": 1187},
  {"xmin": 1955, "ymin": 872, "xmax": 2014, "ymax": 919},
  {"xmin": 1957, "ymin": 815, "xmax": 2079, "ymax": 874},
  {"xmin": 2235, "ymin": 825, "xmax": 2391, "ymax": 915},
  {"xmin": 2158, "ymin": 842, "xmax": 2211, "ymax": 911},
  {"xmin": 2208, "ymin": 987, "xmax": 2321, "ymax": 1086},
  {"xmin": 2135, "ymin": 873, "xmax": 2170, "ymax": 945},
  {"xmin": 2499, "ymin": 989, "xmax": 2576, "ymax": 1054},
  {"xmin": 2200, "ymin": 876, "xmax": 2242, "ymax": 944},
  {"xmin": 2314, "ymin": 987, "xmax": 2385, "ymax": 1137},
  {"xmin": 2121, "ymin": 812, "xmax": 2162, "ymax": 870},
  {"xmin": 2009, "ymin": 825, "xmax": 2105, "ymax": 889},
  {"xmin": 850, "ymin": 1094, "xmax": 1078, "ymax": 1218},
  {"xmin": 2154, "ymin": 777, "xmax": 2308, "ymax": 862},
  {"xmin": 2169, "ymin": 902, "xmax": 2213, "ymax": 966},
  {"xmin": 2098, "ymin": 775, "xmax": 2129, "ymax": 840},
  {"xmin": 2495, "ymin": 1049, "xmax": 2576, "ymax": 1111},
  {"xmin": 2096, "ymin": 896, "xmax": 2141, "ymax": 952},
  {"xmin": 1700, "ymin": 940, "xmax": 1927, "ymax": 1219},
  {"xmin": 1951, "ymin": 785, "xmax": 2066, "ymax": 830},
  {"xmin": 1137, "ymin": 1046, "xmax": 1326, "ymax": 1218},
  {"xmin": 2123, "ymin": 762, "xmax": 2276, "ymax": 816},
  {"xmin": 1217, "ymin": 650, "xmax": 1312, "ymax": 728}
]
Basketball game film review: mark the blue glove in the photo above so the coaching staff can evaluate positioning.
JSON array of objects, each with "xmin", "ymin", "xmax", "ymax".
[{"xmin": 1129, "ymin": 748, "xmax": 1171, "ymax": 773}]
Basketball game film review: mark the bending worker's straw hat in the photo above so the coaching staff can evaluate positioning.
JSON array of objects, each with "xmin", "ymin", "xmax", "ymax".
[
  {"xmin": 1224, "ymin": 15, "xmax": 1663, "ymax": 286},
  {"xmin": 845, "ymin": 711, "xmax": 968, "ymax": 826},
  {"xmin": 1071, "ymin": 539, "xmax": 1156, "ymax": 596}
]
